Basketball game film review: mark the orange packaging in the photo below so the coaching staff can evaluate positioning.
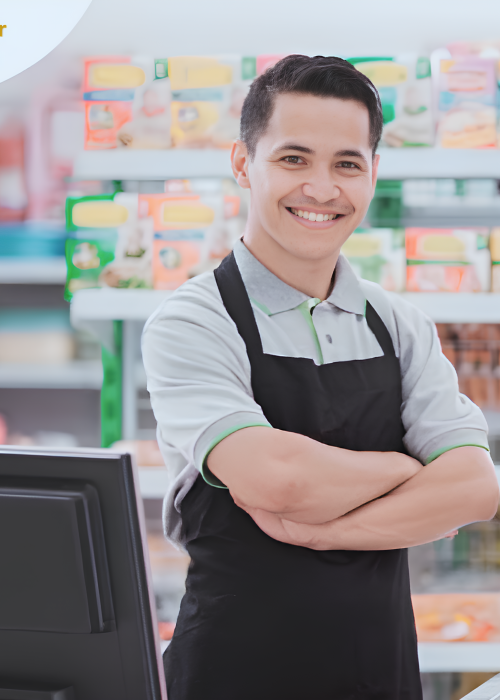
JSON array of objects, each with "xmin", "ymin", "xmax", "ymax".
[
  {"xmin": 152, "ymin": 236, "xmax": 203, "ymax": 290},
  {"xmin": 413, "ymin": 593, "xmax": 500, "ymax": 642},
  {"xmin": 84, "ymin": 102, "xmax": 133, "ymax": 150},
  {"xmin": 138, "ymin": 194, "xmax": 216, "ymax": 232},
  {"xmin": 406, "ymin": 228, "xmax": 491, "ymax": 292}
]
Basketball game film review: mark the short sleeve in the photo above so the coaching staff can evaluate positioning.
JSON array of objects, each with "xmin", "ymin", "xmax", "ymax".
[
  {"xmin": 368, "ymin": 289, "xmax": 490, "ymax": 464},
  {"xmin": 141, "ymin": 273, "xmax": 271, "ymax": 487}
]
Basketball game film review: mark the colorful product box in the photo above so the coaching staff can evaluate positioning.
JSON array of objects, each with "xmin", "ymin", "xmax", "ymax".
[
  {"xmin": 65, "ymin": 192, "xmax": 153, "ymax": 299},
  {"xmin": 83, "ymin": 56, "xmax": 171, "ymax": 150},
  {"xmin": 490, "ymin": 228, "xmax": 500, "ymax": 292},
  {"xmin": 349, "ymin": 55, "xmax": 434, "ymax": 147},
  {"xmin": 153, "ymin": 231, "xmax": 205, "ymax": 290},
  {"xmin": 141, "ymin": 193, "xmax": 216, "ymax": 289},
  {"xmin": 168, "ymin": 55, "xmax": 251, "ymax": 148},
  {"xmin": 406, "ymin": 228, "xmax": 491, "ymax": 292},
  {"xmin": 141, "ymin": 190, "xmax": 237, "ymax": 288},
  {"xmin": 341, "ymin": 228, "xmax": 406, "ymax": 292},
  {"xmin": 437, "ymin": 58, "xmax": 498, "ymax": 148}
]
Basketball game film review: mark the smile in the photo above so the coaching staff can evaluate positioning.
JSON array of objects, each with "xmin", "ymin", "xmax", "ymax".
[{"xmin": 286, "ymin": 207, "xmax": 342, "ymax": 222}]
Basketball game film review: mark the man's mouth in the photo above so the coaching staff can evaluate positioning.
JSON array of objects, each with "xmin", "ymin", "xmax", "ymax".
[{"xmin": 286, "ymin": 207, "xmax": 343, "ymax": 222}]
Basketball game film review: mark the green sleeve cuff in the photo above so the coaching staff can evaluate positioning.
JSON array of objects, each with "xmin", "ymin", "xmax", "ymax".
[
  {"xmin": 425, "ymin": 443, "xmax": 490, "ymax": 465},
  {"xmin": 201, "ymin": 422, "xmax": 272, "ymax": 488}
]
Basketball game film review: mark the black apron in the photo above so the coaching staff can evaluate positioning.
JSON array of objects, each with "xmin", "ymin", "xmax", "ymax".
[{"xmin": 164, "ymin": 252, "xmax": 422, "ymax": 700}]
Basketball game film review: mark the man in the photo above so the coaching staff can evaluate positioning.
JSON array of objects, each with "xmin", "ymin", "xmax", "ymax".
[{"xmin": 142, "ymin": 55, "xmax": 498, "ymax": 700}]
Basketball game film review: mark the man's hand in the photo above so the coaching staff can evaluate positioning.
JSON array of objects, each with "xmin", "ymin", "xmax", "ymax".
[
  {"xmin": 242, "ymin": 447, "xmax": 498, "ymax": 551},
  {"xmin": 208, "ymin": 426, "xmax": 422, "ymax": 525}
]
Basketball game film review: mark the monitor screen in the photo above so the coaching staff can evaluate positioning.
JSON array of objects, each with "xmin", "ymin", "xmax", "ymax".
[{"xmin": 0, "ymin": 446, "xmax": 167, "ymax": 700}]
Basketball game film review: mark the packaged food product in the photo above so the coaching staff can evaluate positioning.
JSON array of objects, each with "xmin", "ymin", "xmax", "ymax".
[
  {"xmin": 349, "ymin": 55, "xmax": 434, "ymax": 147},
  {"xmin": 437, "ymin": 323, "xmax": 500, "ymax": 410},
  {"xmin": 437, "ymin": 57, "xmax": 497, "ymax": 148},
  {"xmin": 406, "ymin": 228, "xmax": 491, "ymax": 292},
  {"xmin": 490, "ymin": 228, "xmax": 500, "ymax": 292},
  {"xmin": 413, "ymin": 593, "xmax": 500, "ymax": 642},
  {"xmin": 139, "ymin": 193, "xmax": 220, "ymax": 289},
  {"xmin": 65, "ymin": 192, "xmax": 152, "ymax": 299},
  {"xmin": 0, "ymin": 119, "xmax": 28, "ymax": 221},
  {"xmin": 0, "ymin": 309, "xmax": 75, "ymax": 364},
  {"xmin": 168, "ymin": 55, "xmax": 250, "ymax": 148},
  {"xmin": 141, "ymin": 191, "xmax": 231, "ymax": 289},
  {"xmin": 83, "ymin": 56, "xmax": 171, "ymax": 150},
  {"xmin": 341, "ymin": 228, "xmax": 406, "ymax": 292}
]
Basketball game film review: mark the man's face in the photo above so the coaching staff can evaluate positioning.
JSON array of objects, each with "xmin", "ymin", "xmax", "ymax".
[{"xmin": 235, "ymin": 93, "xmax": 379, "ymax": 262}]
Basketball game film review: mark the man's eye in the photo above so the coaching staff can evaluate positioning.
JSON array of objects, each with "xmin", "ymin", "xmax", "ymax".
[
  {"xmin": 338, "ymin": 161, "xmax": 359, "ymax": 169},
  {"xmin": 283, "ymin": 156, "xmax": 302, "ymax": 164}
]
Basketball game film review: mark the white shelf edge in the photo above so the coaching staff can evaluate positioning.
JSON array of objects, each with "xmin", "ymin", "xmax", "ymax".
[
  {"xmin": 73, "ymin": 149, "xmax": 233, "ymax": 180},
  {"xmin": 377, "ymin": 148, "xmax": 500, "ymax": 180},
  {"xmin": 0, "ymin": 360, "xmax": 103, "ymax": 389},
  {"xmin": 418, "ymin": 642, "xmax": 500, "ymax": 673},
  {"xmin": 0, "ymin": 258, "xmax": 67, "ymax": 285},
  {"xmin": 71, "ymin": 288, "xmax": 173, "ymax": 324},
  {"xmin": 70, "ymin": 289, "xmax": 500, "ymax": 325},
  {"xmin": 73, "ymin": 148, "xmax": 500, "ymax": 181},
  {"xmin": 401, "ymin": 293, "xmax": 500, "ymax": 324}
]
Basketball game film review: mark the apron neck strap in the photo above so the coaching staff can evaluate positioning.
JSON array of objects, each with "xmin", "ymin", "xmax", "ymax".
[
  {"xmin": 365, "ymin": 302, "xmax": 396, "ymax": 358},
  {"xmin": 214, "ymin": 252, "xmax": 264, "ymax": 356},
  {"xmin": 215, "ymin": 253, "xmax": 397, "ymax": 361}
]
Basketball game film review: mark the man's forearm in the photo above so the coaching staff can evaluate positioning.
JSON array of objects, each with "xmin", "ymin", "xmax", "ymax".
[
  {"xmin": 208, "ymin": 426, "xmax": 421, "ymax": 524},
  {"xmin": 247, "ymin": 447, "xmax": 499, "ymax": 550}
]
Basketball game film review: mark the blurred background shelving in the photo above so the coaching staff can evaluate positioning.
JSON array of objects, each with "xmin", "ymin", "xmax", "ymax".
[{"xmin": 5, "ymin": 3, "xmax": 500, "ymax": 695}]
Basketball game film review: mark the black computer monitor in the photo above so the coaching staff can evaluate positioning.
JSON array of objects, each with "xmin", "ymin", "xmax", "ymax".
[{"xmin": 0, "ymin": 446, "xmax": 167, "ymax": 700}]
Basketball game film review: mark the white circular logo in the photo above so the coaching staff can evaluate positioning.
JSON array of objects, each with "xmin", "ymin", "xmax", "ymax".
[{"xmin": 0, "ymin": 0, "xmax": 93, "ymax": 84}]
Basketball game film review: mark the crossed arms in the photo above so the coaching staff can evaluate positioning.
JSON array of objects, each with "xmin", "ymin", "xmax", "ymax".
[{"xmin": 207, "ymin": 427, "xmax": 499, "ymax": 550}]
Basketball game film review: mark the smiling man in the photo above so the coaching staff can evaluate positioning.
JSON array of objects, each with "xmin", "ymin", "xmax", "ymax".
[{"xmin": 142, "ymin": 56, "xmax": 498, "ymax": 700}]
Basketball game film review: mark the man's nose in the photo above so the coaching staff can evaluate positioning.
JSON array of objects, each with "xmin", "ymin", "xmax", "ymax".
[{"xmin": 302, "ymin": 171, "xmax": 341, "ymax": 203}]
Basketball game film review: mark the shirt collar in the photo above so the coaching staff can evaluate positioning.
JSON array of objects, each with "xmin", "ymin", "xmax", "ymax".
[{"xmin": 232, "ymin": 239, "xmax": 366, "ymax": 317}]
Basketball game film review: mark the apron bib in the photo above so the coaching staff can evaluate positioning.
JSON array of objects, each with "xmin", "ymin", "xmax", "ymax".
[{"xmin": 164, "ymin": 252, "xmax": 422, "ymax": 700}]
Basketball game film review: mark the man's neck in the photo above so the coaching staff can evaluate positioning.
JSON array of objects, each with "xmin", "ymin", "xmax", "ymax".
[{"xmin": 242, "ymin": 226, "xmax": 340, "ymax": 302}]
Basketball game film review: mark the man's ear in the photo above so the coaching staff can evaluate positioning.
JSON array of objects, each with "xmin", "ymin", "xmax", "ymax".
[
  {"xmin": 231, "ymin": 140, "xmax": 251, "ymax": 189},
  {"xmin": 371, "ymin": 153, "xmax": 380, "ymax": 196}
]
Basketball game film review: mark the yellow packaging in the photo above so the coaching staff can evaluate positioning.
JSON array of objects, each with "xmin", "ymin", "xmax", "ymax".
[{"xmin": 490, "ymin": 228, "xmax": 500, "ymax": 292}]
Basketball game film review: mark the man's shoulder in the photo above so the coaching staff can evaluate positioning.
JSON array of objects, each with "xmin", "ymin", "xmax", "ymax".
[
  {"xmin": 359, "ymin": 278, "xmax": 433, "ymax": 328},
  {"xmin": 144, "ymin": 271, "xmax": 228, "ymax": 331},
  {"xmin": 357, "ymin": 278, "xmax": 436, "ymax": 359}
]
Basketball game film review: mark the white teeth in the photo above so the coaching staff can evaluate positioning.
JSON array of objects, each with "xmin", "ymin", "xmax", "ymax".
[{"xmin": 290, "ymin": 208, "xmax": 339, "ymax": 221}]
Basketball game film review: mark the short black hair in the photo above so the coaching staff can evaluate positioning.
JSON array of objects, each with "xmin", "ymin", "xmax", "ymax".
[{"xmin": 240, "ymin": 54, "xmax": 383, "ymax": 159}]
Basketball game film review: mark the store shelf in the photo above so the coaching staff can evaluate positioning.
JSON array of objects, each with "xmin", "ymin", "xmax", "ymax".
[
  {"xmin": 71, "ymin": 288, "xmax": 172, "ymax": 323},
  {"xmin": 401, "ymin": 293, "xmax": 500, "ymax": 324},
  {"xmin": 73, "ymin": 148, "xmax": 500, "ymax": 182},
  {"xmin": 400, "ymin": 207, "xmax": 500, "ymax": 228},
  {"xmin": 0, "ymin": 257, "xmax": 67, "ymax": 284},
  {"xmin": 0, "ymin": 361, "xmax": 103, "ymax": 389},
  {"xmin": 417, "ymin": 642, "xmax": 500, "ymax": 673},
  {"xmin": 73, "ymin": 149, "xmax": 233, "ymax": 181},
  {"xmin": 377, "ymin": 149, "xmax": 500, "ymax": 180},
  {"xmin": 71, "ymin": 289, "xmax": 500, "ymax": 325}
]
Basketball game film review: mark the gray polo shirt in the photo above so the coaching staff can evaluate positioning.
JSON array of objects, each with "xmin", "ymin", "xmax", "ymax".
[{"xmin": 142, "ymin": 239, "xmax": 489, "ymax": 546}]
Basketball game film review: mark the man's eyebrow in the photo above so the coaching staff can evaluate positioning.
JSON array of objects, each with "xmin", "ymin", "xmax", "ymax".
[
  {"xmin": 271, "ymin": 143, "xmax": 315, "ymax": 155},
  {"xmin": 335, "ymin": 149, "xmax": 368, "ymax": 164}
]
